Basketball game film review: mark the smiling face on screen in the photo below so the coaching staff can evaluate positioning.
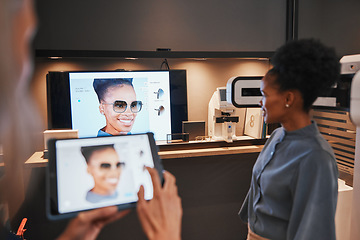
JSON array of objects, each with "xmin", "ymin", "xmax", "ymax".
[
  {"xmin": 87, "ymin": 147, "xmax": 123, "ymax": 196},
  {"xmin": 100, "ymin": 84, "xmax": 138, "ymax": 135}
]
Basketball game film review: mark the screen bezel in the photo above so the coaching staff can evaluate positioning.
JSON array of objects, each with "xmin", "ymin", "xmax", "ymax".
[
  {"xmin": 46, "ymin": 70, "xmax": 188, "ymax": 135},
  {"xmin": 230, "ymin": 76, "xmax": 263, "ymax": 108},
  {"xmin": 46, "ymin": 132, "xmax": 163, "ymax": 220}
]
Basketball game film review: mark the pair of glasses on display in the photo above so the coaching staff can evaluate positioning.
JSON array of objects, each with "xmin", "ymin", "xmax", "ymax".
[
  {"xmin": 96, "ymin": 162, "xmax": 125, "ymax": 171},
  {"xmin": 102, "ymin": 100, "xmax": 143, "ymax": 113}
]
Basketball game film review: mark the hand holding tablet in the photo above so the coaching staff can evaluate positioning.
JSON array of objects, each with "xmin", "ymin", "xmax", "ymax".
[
  {"xmin": 48, "ymin": 133, "xmax": 183, "ymax": 239},
  {"xmin": 57, "ymin": 168, "xmax": 183, "ymax": 240},
  {"xmin": 46, "ymin": 133, "xmax": 163, "ymax": 219},
  {"xmin": 57, "ymin": 206, "xmax": 130, "ymax": 240},
  {"xmin": 137, "ymin": 167, "xmax": 183, "ymax": 240}
]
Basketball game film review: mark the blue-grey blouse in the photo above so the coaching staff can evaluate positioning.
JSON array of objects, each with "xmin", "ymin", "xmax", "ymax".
[
  {"xmin": 239, "ymin": 121, "xmax": 338, "ymax": 240},
  {"xmin": 97, "ymin": 129, "xmax": 131, "ymax": 137},
  {"xmin": 97, "ymin": 129, "xmax": 112, "ymax": 137},
  {"xmin": 86, "ymin": 190, "xmax": 118, "ymax": 203}
]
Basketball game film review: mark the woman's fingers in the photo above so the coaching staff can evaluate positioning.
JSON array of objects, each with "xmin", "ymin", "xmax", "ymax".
[
  {"xmin": 103, "ymin": 209, "xmax": 131, "ymax": 225},
  {"xmin": 163, "ymin": 170, "xmax": 177, "ymax": 194},
  {"xmin": 78, "ymin": 206, "xmax": 118, "ymax": 222},
  {"xmin": 136, "ymin": 167, "xmax": 183, "ymax": 240},
  {"xmin": 146, "ymin": 167, "xmax": 161, "ymax": 195},
  {"xmin": 138, "ymin": 185, "xmax": 145, "ymax": 203}
]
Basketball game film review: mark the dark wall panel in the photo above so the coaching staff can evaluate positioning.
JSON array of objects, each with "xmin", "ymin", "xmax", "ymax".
[
  {"xmin": 298, "ymin": 0, "xmax": 360, "ymax": 57},
  {"xmin": 34, "ymin": 0, "xmax": 286, "ymax": 52}
]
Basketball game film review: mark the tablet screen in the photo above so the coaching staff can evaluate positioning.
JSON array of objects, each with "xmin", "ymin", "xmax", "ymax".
[{"xmin": 47, "ymin": 133, "xmax": 162, "ymax": 219}]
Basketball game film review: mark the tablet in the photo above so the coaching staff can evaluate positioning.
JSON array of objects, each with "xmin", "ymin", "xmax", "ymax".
[{"xmin": 46, "ymin": 132, "xmax": 163, "ymax": 220}]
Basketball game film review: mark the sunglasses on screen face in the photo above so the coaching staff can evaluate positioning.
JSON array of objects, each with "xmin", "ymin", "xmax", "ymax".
[
  {"xmin": 102, "ymin": 100, "xmax": 143, "ymax": 113},
  {"xmin": 97, "ymin": 162, "xmax": 125, "ymax": 171}
]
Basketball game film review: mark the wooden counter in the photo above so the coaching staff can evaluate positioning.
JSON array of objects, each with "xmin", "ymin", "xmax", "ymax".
[
  {"xmin": 25, "ymin": 151, "xmax": 48, "ymax": 168},
  {"xmin": 21, "ymin": 139, "xmax": 265, "ymax": 240},
  {"xmin": 159, "ymin": 145, "xmax": 263, "ymax": 159},
  {"xmin": 25, "ymin": 140, "xmax": 264, "ymax": 167}
]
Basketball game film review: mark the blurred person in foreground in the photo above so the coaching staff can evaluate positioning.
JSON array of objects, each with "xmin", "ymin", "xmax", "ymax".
[{"xmin": 0, "ymin": 0, "xmax": 182, "ymax": 239}]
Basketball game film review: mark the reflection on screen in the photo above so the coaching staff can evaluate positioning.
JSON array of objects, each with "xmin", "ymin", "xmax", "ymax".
[
  {"xmin": 69, "ymin": 72, "xmax": 172, "ymax": 140},
  {"xmin": 241, "ymin": 88, "xmax": 262, "ymax": 97},
  {"xmin": 55, "ymin": 135, "xmax": 154, "ymax": 214}
]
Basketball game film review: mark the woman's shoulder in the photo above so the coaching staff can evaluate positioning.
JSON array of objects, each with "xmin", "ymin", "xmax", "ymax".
[
  {"xmin": 264, "ymin": 126, "xmax": 285, "ymax": 144},
  {"xmin": 97, "ymin": 129, "xmax": 112, "ymax": 137},
  {"xmin": 298, "ymin": 131, "xmax": 335, "ymax": 158},
  {"xmin": 296, "ymin": 138, "xmax": 338, "ymax": 178}
]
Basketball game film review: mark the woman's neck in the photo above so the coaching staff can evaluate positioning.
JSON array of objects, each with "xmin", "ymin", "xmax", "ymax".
[
  {"xmin": 281, "ymin": 110, "xmax": 312, "ymax": 132},
  {"xmin": 91, "ymin": 187, "xmax": 115, "ymax": 196}
]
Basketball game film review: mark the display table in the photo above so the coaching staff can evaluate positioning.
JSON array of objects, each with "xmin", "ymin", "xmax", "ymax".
[
  {"xmin": 25, "ymin": 138, "xmax": 265, "ymax": 166},
  {"xmin": 20, "ymin": 139, "xmax": 353, "ymax": 240},
  {"xmin": 20, "ymin": 139, "xmax": 264, "ymax": 240},
  {"xmin": 25, "ymin": 151, "xmax": 48, "ymax": 168}
]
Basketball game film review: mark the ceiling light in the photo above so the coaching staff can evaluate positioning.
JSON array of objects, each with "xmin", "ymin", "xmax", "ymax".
[{"xmin": 48, "ymin": 56, "xmax": 62, "ymax": 60}]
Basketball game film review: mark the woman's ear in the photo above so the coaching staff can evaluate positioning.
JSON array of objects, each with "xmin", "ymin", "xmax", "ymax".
[
  {"xmin": 99, "ymin": 104, "xmax": 105, "ymax": 115},
  {"xmin": 284, "ymin": 90, "xmax": 295, "ymax": 107}
]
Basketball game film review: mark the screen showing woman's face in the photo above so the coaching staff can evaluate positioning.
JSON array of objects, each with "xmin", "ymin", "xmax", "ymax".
[
  {"xmin": 101, "ymin": 84, "xmax": 138, "ymax": 135},
  {"xmin": 87, "ymin": 147, "xmax": 122, "ymax": 195}
]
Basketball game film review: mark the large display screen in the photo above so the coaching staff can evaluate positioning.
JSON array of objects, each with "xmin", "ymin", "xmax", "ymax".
[
  {"xmin": 46, "ymin": 70, "xmax": 188, "ymax": 140},
  {"xmin": 69, "ymin": 71, "xmax": 171, "ymax": 139}
]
